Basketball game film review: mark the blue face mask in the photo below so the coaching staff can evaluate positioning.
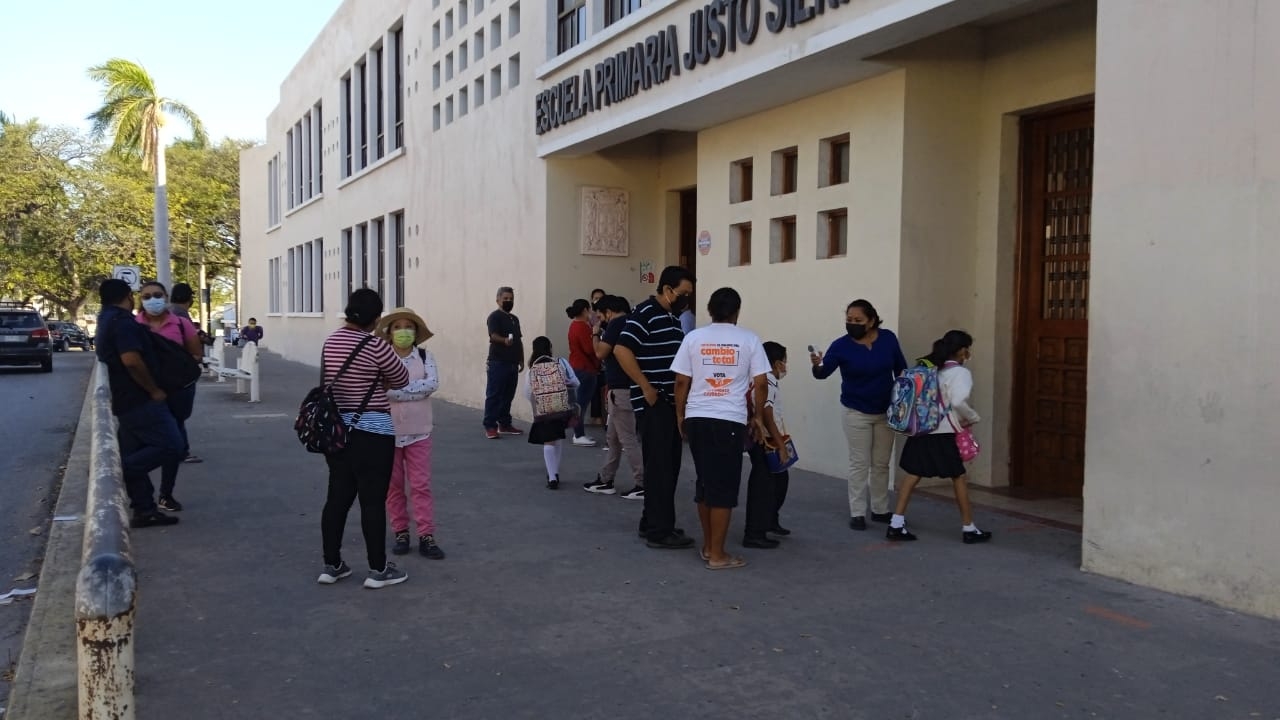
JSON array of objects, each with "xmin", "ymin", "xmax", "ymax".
[{"xmin": 142, "ymin": 297, "xmax": 168, "ymax": 316}]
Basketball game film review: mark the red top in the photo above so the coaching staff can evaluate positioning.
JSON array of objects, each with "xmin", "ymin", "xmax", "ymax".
[{"xmin": 567, "ymin": 320, "xmax": 599, "ymax": 373}]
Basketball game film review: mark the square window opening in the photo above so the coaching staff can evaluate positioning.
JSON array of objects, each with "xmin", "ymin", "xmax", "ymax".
[
  {"xmin": 818, "ymin": 208, "xmax": 848, "ymax": 259},
  {"xmin": 508, "ymin": 54, "xmax": 520, "ymax": 87},
  {"xmin": 771, "ymin": 147, "xmax": 799, "ymax": 196},
  {"xmin": 730, "ymin": 158, "xmax": 753, "ymax": 204},
  {"xmin": 770, "ymin": 216, "xmax": 797, "ymax": 263},
  {"xmin": 820, "ymin": 133, "xmax": 850, "ymax": 187},
  {"xmin": 730, "ymin": 222, "xmax": 752, "ymax": 267}
]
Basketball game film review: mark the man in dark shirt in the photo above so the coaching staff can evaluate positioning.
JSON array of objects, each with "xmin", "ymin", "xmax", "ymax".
[
  {"xmin": 614, "ymin": 266, "xmax": 696, "ymax": 549},
  {"xmin": 94, "ymin": 279, "xmax": 183, "ymax": 528},
  {"xmin": 483, "ymin": 286, "xmax": 524, "ymax": 439}
]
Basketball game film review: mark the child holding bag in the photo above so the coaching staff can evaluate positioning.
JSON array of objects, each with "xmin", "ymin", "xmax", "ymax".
[
  {"xmin": 524, "ymin": 336, "xmax": 580, "ymax": 490},
  {"xmin": 378, "ymin": 307, "xmax": 446, "ymax": 559},
  {"xmin": 887, "ymin": 330, "xmax": 992, "ymax": 544},
  {"xmin": 743, "ymin": 341, "xmax": 795, "ymax": 548}
]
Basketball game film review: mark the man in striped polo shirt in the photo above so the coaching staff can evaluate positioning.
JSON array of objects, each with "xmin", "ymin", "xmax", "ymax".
[{"xmin": 614, "ymin": 266, "xmax": 696, "ymax": 550}]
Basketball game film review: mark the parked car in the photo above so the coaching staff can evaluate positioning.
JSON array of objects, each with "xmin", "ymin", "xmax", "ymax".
[
  {"xmin": 48, "ymin": 321, "xmax": 91, "ymax": 351},
  {"xmin": 0, "ymin": 303, "xmax": 53, "ymax": 372}
]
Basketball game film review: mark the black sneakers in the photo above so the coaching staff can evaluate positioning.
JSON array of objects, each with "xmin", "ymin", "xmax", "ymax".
[
  {"xmin": 886, "ymin": 526, "xmax": 918, "ymax": 542},
  {"xmin": 419, "ymin": 534, "xmax": 445, "ymax": 559},
  {"xmin": 646, "ymin": 532, "xmax": 694, "ymax": 549},
  {"xmin": 131, "ymin": 510, "xmax": 179, "ymax": 528},
  {"xmin": 870, "ymin": 512, "xmax": 892, "ymax": 524},
  {"xmin": 849, "ymin": 516, "xmax": 867, "ymax": 531},
  {"xmin": 157, "ymin": 495, "xmax": 183, "ymax": 512},
  {"xmin": 546, "ymin": 474, "xmax": 560, "ymax": 490},
  {"xmin": 392, "ymin": 531, "xmax": 412, "ymax": 555},
  {"xmin": 963, "ymin": 529, "xmax": 993, "ymax": 544},
  {"xmin": 583, "ymin": 477, "xmax": 616, "ymax": 494},
  {"xmin": 743, "ymin": 535, "xmax": 781, "ymax": 549}
]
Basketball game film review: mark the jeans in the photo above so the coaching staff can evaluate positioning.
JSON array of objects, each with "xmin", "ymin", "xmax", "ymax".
[
  {"xmin": 638, "ymin": 400, "xmax": 682, "ymax": 540},
  {"xmin": 482, "ymin": 360, "xmax": 520, "ymax": 430},
  {"xmin": 387, "ymin": 437, "xmax": 434, "ymax": 536},
  {"xmin": 572, "ymin": 369, "xmax": 597, "ymax": 438},
  {"xmin": 322, "ymin": 430, "xmax": 396, "ymax": 571},
  {"xmin": 160, "ymin": 383, "xmax": 196, "ymax": 497},
  {"xmin": 843, "ymin": 409, "xmax": 894, "ymax": 517},
  {"xmin": 599, "ymin": 389, "xmax": 642, "ymax": 487},
  {"xmin": 745, "ymin": 445, "xmax": 790, "ymax": 536},
  {"xmin": 115, "ymin": 400, "xmax": 186, "ymax": 514}
]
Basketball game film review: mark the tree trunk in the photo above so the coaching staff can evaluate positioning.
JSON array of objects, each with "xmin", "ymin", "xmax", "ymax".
[{"xmin": 154, "ymin": 139, "xmax": 172, "ymax": 290}]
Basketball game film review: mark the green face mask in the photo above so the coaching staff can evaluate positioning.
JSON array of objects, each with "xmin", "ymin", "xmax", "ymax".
[{"xmin": 392, "ymin": 329, "xmax": 417, "ymax": 349}]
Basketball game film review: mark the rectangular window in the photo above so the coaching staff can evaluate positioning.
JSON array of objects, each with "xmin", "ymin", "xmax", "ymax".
[
  {"xmin": 818, "ymin": 208, "xmax": 848, "ymax": 259},
  {"xmin": 286, "ymin": 247, "xmax": 296, "ymax": 312},
  {"xmin": 268, "ymin": 257, "xmax": 281, "ymax": 313},
  {"xmin": 446, "ymin": 52, "xmax": 454, "ymax": 81},
  {"xmin": 460, "ymin": 0, "xmax": 469, "ymax": 25},
  {"xmin": 820, "ymin": 133, "xmax": 850, "ymax": 187},
  {"xmin": 342, "ymin": 228, "xmax": 354, "ymax": 298},
  {"xmin": 508, "ymin": 54, "xmax": 520, "ymax": 88},
  {"xmin": 294, "ymin": 121, "xmax": 305, "ymax": 204},
  {"xmin": 445, "ymin": 10, "xmax": 454, "ymax": 38},
  {"xmin": 313, "ymin": 238, "xmax": 325, "ymax": 312},
  {"xmin": 556, "ymin": 0, "xmax": 585, "ymax": 53},
  {"xmin": 358, "ymin": 223, "xmax": 370, "ymax": 289},
  {"xmin": 490, "ymin": 66, "xmax": 501, "ymax": 98},
  {"xmin": 474, "ymin": 77, "xmax": 485, "ymax": 107},
  {"xmin": 490, "ymin": 18, "xmax": 501, "ymax": 49},
  {"xmin": 771, "ymin": 146, "xmax": 798, "ymax": 195},
  {"xmin": 770, "ymin": 216, "xmax": 797, "ymax": 263},
  {"xmin": 433, "ymin": 62, "xmax": 441, "ymax": 90},
  {"xmin": 303, "ymin": 242, "xmax": 314, "ymax": 312},
  {"xmin": 460, "ymin": 41, "xmax": 469, "ymax": 71},
  {"xmin": 433, "ymin": 103, "xmax": 442, "ymax": 131},
  {"xmin": 393, "ymin": 211, "xmax": 405, "ymax": 306},
  {"xmin": 266, "ymin": 156, "xmax": 280, "ymax": 226},
  {"xmin": 446, "ymin": 96, "xmax": 454, "ymax": 124},
  {"xmin": 373, "ymin": 44, "xmax": 385, "ymax": 160},
  {"xmin": 302, "ymin": 113, "xmax": 313, "ymax": 200},
  {"xmin": 392, "ymin": 27, "xmax": 404, "ymax": 150},
  {"xmin": 341, "ymin": 74, "xmax": 352, "ymax": 177},
  {"xmin": 509, "ymin": 2, "xmax": 520, "ymax": 36},
  {"xmin": 730, "ymin": 158, "xmax": 753, "ymax": 203},
  {"xmin": 459, "ymin": 87, "xmax": 469, "ymax": 116},
  {"xmin": 476, "ymin": 0, "xmax": 484, "ymax": 11},
  {"xmin": 373, "ymin": 217, "xmax": 386, "ymax": 298},
  {"xmin": 285, "ymin": 129, "xmax": 295, "ymax": 208},
  {"xmin": 433, "ymin": 21, "xmax": 441, "ymax": 49},
  {"xmin": 475, "ymin": 29, "xmax": 485, "ymax": 61},
  {"xmin": 356, "ymin": 58, "xmax": 368, "ymax": 169},
  {"xmin": 315, "ymin": 101, "xmax": 324, "ymax": 192},
  {"xmin": 730, "ymin": 222, "xmax": 752, "ymax": 267},
  {"xmin": 605, "ymin": 0, "xmax": 641, "ymax": 25}
]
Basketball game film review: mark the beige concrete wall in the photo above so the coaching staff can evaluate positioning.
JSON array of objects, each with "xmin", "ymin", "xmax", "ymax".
[
  {"xmin": 1084, "ymin": 0, "xmax": 1280, "ymax": 618},
  {"xmin": 696, "ymin": 71, "xmax": 907, "ymax": 481}
]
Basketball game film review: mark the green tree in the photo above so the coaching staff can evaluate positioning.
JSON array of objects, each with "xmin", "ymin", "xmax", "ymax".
[{"xmin": 86, "ymin": 58, "xmax": 207, "ymax": 290}]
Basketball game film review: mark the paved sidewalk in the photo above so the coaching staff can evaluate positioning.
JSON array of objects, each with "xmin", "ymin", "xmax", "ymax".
[{"xmin": 125, "ymin": 350, "xmax": 1280, "ymax": 719}]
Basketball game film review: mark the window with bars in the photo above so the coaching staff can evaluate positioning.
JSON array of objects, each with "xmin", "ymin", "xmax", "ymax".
[
  {"xmin": 605, "ymin": 0, "xmax": 641, "ymax": 25},
  {"xmin": 556, "ymin": 0, "xmax": 585, "ymax": 53}
]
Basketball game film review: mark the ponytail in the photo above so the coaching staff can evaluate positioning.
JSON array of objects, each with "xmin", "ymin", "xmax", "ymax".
[{"xmin": 921, "ymin": 329, "xmax": 973, "ymax": 366}]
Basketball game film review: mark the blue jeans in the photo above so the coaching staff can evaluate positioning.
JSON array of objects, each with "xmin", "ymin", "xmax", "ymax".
[
  {"xmin": 160, "ymin": 384, "xmax": 197, "ymax": 496},
  {"xmin": 572, "ymin": 369, "xmax": 597, "ymax": 438},
  {"xmin": 482, "ymin": 360, "xmax": 519, "ymax": 430},
  {"xmin": 116, "ymin": 400, "xmax": 186, "ymax": 514}
]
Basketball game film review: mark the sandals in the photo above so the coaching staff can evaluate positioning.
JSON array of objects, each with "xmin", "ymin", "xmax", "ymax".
[{"xmin": 704, "ymin": 556, "xmax": 748, "ymax": 571}]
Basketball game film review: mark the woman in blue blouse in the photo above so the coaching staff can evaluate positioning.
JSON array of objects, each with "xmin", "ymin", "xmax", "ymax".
[{"xmin": 810, "ymin": 299, "xmax": 907, "ymax": 530}]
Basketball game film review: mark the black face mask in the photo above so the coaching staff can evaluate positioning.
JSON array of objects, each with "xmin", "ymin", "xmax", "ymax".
[
  {"xmin": 501, "ymin": 301, "xmax": 514, "ymax": 313},
  {"xmin": 668, "ymin": 292, "xmax": 690, "ymax": 315},
  {"xmin": 846, "ymin": 323, "xmax": 868, "ymax": 340}
]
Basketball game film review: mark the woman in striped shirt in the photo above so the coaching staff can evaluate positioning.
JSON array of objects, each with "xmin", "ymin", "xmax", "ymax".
[{"xmin": 317, "ymin": 289, "xmax": 412, "ymax": 589}]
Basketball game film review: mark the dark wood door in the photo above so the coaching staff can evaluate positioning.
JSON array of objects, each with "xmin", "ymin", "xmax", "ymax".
[
  {"xmin": 1013, "ymin": 106, "xmax": 1094, "ymax": 496},
  {"xmin": 678, "ymin": 188, "xmax": 697, "ymax": 278}
]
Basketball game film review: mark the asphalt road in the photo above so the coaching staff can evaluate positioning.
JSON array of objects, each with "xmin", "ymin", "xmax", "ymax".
[{"xmin": 0, "ymin": 349, "xmax": 93, "ymax": 701}]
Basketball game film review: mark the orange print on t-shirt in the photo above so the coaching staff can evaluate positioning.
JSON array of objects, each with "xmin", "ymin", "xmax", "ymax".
[{"xmin": 700, "ymin": 345, "xmax": 740, "ymax": 366}]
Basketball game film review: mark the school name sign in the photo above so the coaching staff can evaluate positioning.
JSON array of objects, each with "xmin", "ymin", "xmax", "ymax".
[{"xmin": 534, "ymin": 0, "xmax": 853, "ymax": 135}]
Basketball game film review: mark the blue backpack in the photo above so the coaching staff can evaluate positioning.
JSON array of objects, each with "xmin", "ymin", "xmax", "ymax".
[{"xmin": 887, "ymin": 360, "xmax": 944, "ymax": 436}]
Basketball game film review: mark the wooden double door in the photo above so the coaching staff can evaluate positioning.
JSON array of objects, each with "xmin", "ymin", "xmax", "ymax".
[{"xmin": 1013, "ymin": 105, "xmax": 1094, "ymax": 496}]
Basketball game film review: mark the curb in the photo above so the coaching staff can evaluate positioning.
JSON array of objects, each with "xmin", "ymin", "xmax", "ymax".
[{"xmin": 5, "ymin": 371, "xmax": 96, "ymax": 718}]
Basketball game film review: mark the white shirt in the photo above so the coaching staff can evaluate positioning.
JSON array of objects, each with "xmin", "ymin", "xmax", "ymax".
[
  {"xmin": 931, "ymin": 363, "xmax": 981, "ymax": 435},
  {"xmin": 765, "ymin": 372, "xmax": 786, "ymax": 436},
  {"xmin": 671, "ymin": 323, "xmax": 770, "ymax": 425}
]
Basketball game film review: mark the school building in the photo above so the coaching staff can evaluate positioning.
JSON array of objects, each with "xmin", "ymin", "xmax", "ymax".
[{"xmin": 240, "ymin": 0, "xmax": 1279, "ymax": 618}]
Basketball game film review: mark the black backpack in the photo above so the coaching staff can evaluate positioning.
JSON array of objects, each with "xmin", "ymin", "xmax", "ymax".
[
  {"xmin": 294, "ymin": 336, "xmax": 376, "ymax": 454},
  {"xmin": 148, "ymin": 321, "xmax": 202, "ymax": 392}
]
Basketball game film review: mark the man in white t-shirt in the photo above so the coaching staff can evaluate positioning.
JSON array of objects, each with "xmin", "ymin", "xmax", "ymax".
[{"xmin": 672, "ymin": 287, "xmax": 770, "ymax": 571}]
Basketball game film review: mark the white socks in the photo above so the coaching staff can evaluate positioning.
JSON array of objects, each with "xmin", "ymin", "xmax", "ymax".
[
  {"xmin": 891, "ymin": 514, "xmax": 906, "ymax": 529},
  {"xmin": 543, "ymin": 442, "xmax": 562, "ymax": 478},
  {"xmin": 963, "ymin": 523, "xmax": 980, "ymax": 533}
]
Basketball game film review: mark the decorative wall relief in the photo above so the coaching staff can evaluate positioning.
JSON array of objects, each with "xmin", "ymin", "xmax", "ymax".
[{"xmin": 580, "ymin": 186, "xmax": 630, "ymax": 256}]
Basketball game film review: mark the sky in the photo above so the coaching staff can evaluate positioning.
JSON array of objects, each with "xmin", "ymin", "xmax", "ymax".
[{"xmin": 0, "ymin": 0, "xmax": 344, "ymax": 143}]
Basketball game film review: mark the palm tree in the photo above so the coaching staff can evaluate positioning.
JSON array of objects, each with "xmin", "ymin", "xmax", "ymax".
[{"xmin": 86, "ymin": 59, "xmax": 207, "ymax": 289}]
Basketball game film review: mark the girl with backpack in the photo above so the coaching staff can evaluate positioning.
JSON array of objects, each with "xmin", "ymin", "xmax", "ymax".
[
  {"xmin": 377, "ymin": 307, "xmax": 446, "ymax": 560},
  {"xmin": 886, "ymin": 329, "xmax": 992, "ymax": 544},
  {"xmin": 523, "ymin": 336, "xmax": 580, "ymax": 489}
]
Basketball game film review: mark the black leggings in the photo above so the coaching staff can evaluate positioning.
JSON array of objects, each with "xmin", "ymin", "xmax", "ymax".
[{"xmin": 322, "ymin": 430, "xmax": 395, "ymax": 571}]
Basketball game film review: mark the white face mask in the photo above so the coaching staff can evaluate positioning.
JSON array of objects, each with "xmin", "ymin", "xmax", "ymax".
[{"xmin": 142, "ymin": 297, "xmax": 168, "ymax": 316}]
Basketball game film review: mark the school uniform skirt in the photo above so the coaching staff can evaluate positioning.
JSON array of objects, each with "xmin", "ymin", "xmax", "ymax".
[
  {"xmin": 527, "ymin": 419, "xmax": 568, "ymax": 444},
  {"xmin": 899, "ymin": 432, "xmax": 967, "ymax": 479}
]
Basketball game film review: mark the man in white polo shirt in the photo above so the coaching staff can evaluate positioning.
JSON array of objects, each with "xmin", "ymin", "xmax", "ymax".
[{"xmin": 672, "ymin": 287, "xmax": 770, "ymax": 571}]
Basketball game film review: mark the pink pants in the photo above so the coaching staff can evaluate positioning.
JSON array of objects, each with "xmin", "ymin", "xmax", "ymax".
[{"xmin": 386, "ymin": 437, "xmax": 434, "ymax": 536}]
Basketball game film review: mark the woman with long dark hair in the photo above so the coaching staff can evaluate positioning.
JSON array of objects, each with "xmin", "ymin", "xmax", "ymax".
[
  {"xmin": 886, "ymin": 329, "xmax": 992, "ymax": 544},
  {"xmin": 565, "ymin": 299, "xmax": 599, "ymax": 446},
  {"xmin": 810, "ymin": 299, "xmax": 908, "ymax": 531}
]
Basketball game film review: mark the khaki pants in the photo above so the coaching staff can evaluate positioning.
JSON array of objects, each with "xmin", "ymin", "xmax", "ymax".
[
  {"xmin": 842, "ymin": 408, "xmax": 894, "ymax": 517},
  {"xmin": 600, "ymin": 389, "xmax": 643, "ymax": 488}
]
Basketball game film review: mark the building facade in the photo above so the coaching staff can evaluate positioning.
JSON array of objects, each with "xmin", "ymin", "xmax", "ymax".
[{"xmin": 241, "ymin": 0, "xmax": 1280, "ymax": 618}]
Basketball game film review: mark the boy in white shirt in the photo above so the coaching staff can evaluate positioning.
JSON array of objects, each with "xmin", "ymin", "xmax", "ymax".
[
  {"xmin": 744, "ymin": 341, "xmax": 792, "ymax": 548},
  {"xmin": 672, "ymin": 287, "xmax": 770, "ymax": 570}
]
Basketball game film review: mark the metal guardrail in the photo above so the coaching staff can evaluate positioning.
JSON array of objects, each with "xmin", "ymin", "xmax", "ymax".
[{"xmin": 74, "ymin": 363, "xmax": 137, "ymax": 719}]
